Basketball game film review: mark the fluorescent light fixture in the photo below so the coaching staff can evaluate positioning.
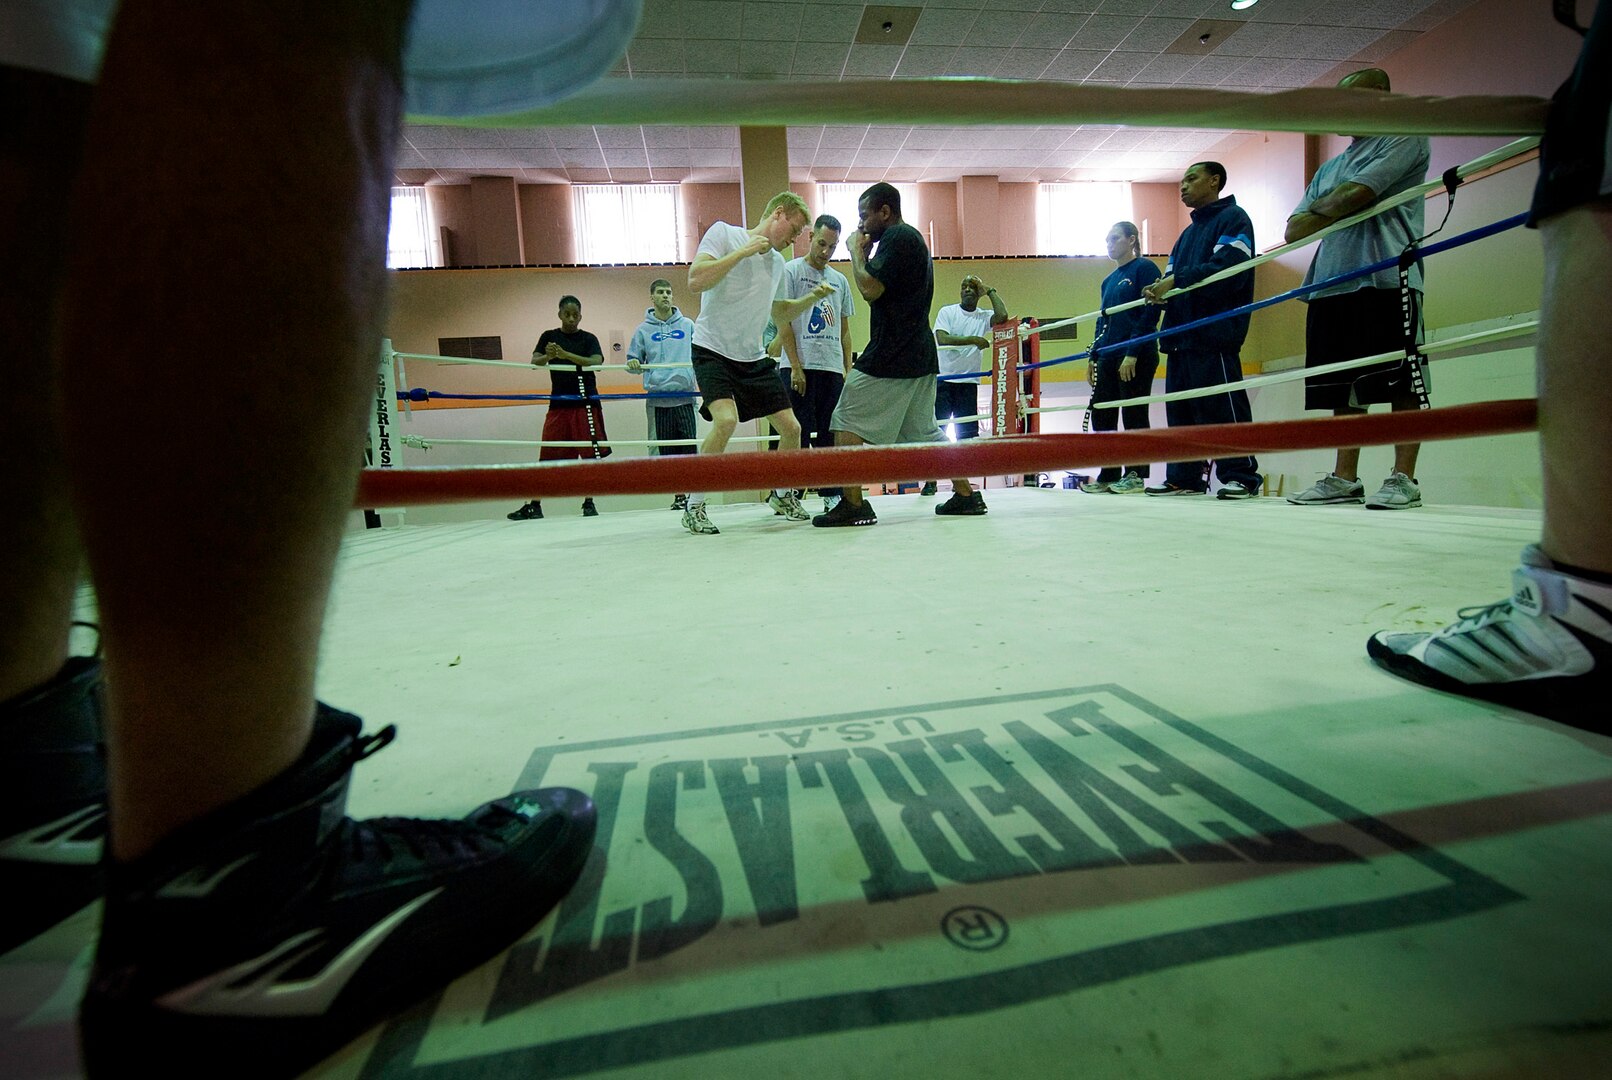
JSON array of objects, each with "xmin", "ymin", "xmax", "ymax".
[{"xmin": 1231, "ymin": 0, "xmax": 1259, "ymax": 9}]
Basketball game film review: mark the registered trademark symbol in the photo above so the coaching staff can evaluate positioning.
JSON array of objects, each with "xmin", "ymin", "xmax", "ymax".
[{"xmin": 941, "ymin": 905, "xmax": 1009, "ymax": 951}]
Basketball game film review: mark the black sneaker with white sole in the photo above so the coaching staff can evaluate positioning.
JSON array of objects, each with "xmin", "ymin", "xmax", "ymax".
[
  {"xmin": 79, "ymin": 704, "xmax": 595, "ymax": 1078},
  {"xmin": 0, "ymin": 656, "xmax": 105, "ymax": 955},
  {"xmin": 935, "ymin": 492, "xmax": 988, "ymax": 516},
  {"xmin": 1367, "ymin": 545, "xmax": 1612, "ymax": 731},
  {"xmin": 812, "ymin": 498, "xmax": 877, "ymax": 527}
]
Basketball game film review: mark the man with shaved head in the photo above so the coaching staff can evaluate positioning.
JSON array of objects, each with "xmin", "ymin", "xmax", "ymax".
[{"xmin": 1284, "ymin": 68, "xmax": 1433, "ymax": 510}]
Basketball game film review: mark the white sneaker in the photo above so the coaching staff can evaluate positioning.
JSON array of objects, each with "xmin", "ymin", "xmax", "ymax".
[
  {"xmin": 1287, "ymin": 474, "xmax": 1365, "ymax": 505},
  {"xmin": 767, "ymin": 490, "xmax": 810, "ymax": 521},
  {"xmin": 1365, "ymin": 472, "xmax": 1421, "ymax": 510},
  {"xmin": 681, "ymin": 504, "xmax": 720, "ymax": 535},
  {"xmin": 1367, "ymin": 545, "xmax": 1612, "ymax": 726}
]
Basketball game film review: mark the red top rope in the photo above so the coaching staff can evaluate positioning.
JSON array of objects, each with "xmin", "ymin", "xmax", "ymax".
[{"xmin": 356, "ymin": 399, "xmax": 1536, "ymax": 507}]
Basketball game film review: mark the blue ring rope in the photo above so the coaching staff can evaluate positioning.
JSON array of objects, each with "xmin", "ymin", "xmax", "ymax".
[{"xmin": 1017, "ymin": 211, "xmax": 1527, "ymax": 373}]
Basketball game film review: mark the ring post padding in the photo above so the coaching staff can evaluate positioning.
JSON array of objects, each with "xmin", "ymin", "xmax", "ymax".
[
  {"xmin": 989, "ymin": 323, "xmax": 1020, "ymax": 464},
  {"xmin": 367, "ymin": 339, "xmax": 404, "ymax": 528},
  {"xmin": 1022, "ymin": 320, "xmax": 1041, "ymax": 436}
]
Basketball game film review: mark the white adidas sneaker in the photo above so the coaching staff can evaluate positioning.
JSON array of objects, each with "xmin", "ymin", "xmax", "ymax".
[{"xmin": 1367, "ymin": 545, "xmax": 1612, "ymax": 727}]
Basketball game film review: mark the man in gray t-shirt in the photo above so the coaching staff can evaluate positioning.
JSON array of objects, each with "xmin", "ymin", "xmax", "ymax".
[
  {"xmin": 776, "ymin": 215, "xmax": 855, "ymax": 466},
  {"xmin": 1285, "ymin": 68, "xmax": 1432, "ymax": 511}
]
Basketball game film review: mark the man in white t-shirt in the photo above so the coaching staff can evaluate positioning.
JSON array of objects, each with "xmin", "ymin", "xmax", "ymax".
[
  {"xmin": 924, "ymin": 275, "xmax": 1010, "ymax": 495},
  {"xmin": 774, "ymin": 214, "xmax": 856, "ymax": 509},
  {"xmin": 681, "ymin": 191, "xmax": 833, "ymax": 534}
]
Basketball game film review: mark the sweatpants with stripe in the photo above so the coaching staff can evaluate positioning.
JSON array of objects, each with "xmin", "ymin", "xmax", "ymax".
[{"xmin": 1162, "ymin": 348, "xmax": 1260, "ymax": 490}]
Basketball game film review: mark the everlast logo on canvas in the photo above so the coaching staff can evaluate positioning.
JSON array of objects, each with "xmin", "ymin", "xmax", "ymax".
[{"xmin": 372, "ymin": 688, "xmax": 1519, "ymax": 1076}]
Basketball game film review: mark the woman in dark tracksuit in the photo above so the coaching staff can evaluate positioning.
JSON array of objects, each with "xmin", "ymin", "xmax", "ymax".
[{"xmin": 1083, "ymin": 221, "xmax": 1162, "ymax": 494}]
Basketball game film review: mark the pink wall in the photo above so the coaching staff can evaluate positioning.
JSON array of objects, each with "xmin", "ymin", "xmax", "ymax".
[
  {"xmin": 1372, "ymin": 0, "xmax": 1580, "ymax": 177},
  {"xmin": 469, "ymin": 176, "xmax": 523, "ymax": 265},
  {"xmin": 517, "ymin": 185, "xmax": 577, "ymax": 265},
  {"xmin": 998, "ymin": 183, "xmax": 1038, "ymax": 257},
  {"xmin": 678, "ymin": 183, "xmax": 742, "ymax": 261},
  {"xmin": 957, "ymin": 176, "xmax": 1000, "ymax": 257},
  {"xmin": 917, "ymin": 182, "xmax": 959, "ymax": 257}
]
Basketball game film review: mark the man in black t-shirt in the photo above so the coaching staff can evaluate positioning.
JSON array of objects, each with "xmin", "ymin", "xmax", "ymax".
[
  {"xmin": 813, "ymin": 183, "xmax": 987, "ymax": 527},
  {"xmin": 507, "ymin": 294, "xmax": 609, "ymax": 520}
]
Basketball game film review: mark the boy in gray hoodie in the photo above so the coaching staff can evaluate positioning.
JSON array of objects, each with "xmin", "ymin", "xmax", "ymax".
[{"xmin": 627, "ymin": 279, "xmax": 699, "ymax": 510}]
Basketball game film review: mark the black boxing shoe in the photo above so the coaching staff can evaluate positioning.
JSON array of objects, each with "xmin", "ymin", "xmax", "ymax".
[
  {"xmin": 80, "ymin": 704, "xmax": 595, "ymax": 1078},
  {"xmin": 0, "ymin": 655, "xmax": 106, "ymax": 955}
]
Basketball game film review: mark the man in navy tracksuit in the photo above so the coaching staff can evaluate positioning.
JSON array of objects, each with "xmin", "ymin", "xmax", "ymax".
[{"xmin": 1142, "ymin": 161, "xmax": 1263, "ymax": 499}]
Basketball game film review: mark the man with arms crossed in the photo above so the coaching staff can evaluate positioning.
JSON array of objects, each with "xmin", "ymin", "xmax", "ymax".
[
  {"xmin": 1285, "ymin": 68, "xmax": 1433, "ymax": 511},
  {"xmin": 814, "ymin": 183, "xmax": 986, "ymax": 527},
  {"xmin": 682, "ymin": 191, "xmax": 833, "ymax": 534}
]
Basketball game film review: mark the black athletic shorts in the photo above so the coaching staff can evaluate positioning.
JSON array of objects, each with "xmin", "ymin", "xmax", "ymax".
[
  {"xmin": 692, "ymin": 345, "xmax": 792, "ymax": 423},
  {"xmin": 1530, "ymin": 2, "xmax": 1612, "ymax": 225},
  {"xmin": 1303, "ymin": 288, "xmax": 1428, "ymax": 410}
]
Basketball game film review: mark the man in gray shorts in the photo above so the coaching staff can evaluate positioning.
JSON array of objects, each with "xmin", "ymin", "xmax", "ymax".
[{"xmin": 813, "ymin": 182, "xmax": 986, "ymax": 527}]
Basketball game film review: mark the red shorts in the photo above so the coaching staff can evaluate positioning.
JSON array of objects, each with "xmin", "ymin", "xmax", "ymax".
[{"xmin": 538, "ymin": 404, "xmax": 612, "ymax": 461}]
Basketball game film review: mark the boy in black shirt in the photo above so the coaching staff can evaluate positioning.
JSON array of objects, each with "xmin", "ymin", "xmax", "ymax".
[{"xmin": 508, "ymin": 295, "xmax": 609, "ymax": 519}]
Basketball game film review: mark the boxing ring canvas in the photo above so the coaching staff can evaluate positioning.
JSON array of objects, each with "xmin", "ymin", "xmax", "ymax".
[{"xmin": 8, "ymin": 487, "xmax": 1605, "ymax": 1079}]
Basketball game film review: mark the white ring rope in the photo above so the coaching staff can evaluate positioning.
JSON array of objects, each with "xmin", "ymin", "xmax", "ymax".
[
  {"xmin": 1024, "ymin": 136, "xmax": 1539, "ymax": 343},
  {"xmin": 1025, "ymin": 319, "xmax": 1538, "ymax": 417},
  {"xmin": 416, "ymin": 79, "xmax": 1548, "ymax": 137}
]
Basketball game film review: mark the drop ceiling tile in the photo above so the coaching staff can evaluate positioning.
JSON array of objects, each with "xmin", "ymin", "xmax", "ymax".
[
  {"xmin": 647, "ymin": 148, "xmax": 699, "ymax": 167},
  {"xmin": 604, "ymin": 148, "xmax": 650, "ymax": 168},
  {"xmin": 1135, "ymin": 53, "xmax": 1203, "ymax": 83},
  {"xmin": 567, "ymin": 168, "xmax": 612, "ymax": 183},
  {"xmin": 1042, "ymin": 48, "xmax": 1110, "ymax": 80},
  {"xmin": 403, "ymin": 125, "xmax": 484, "ymax": 149},
  {"xmin": 1188, "ymin": 54, "xmax": 1253, "ymax": 81},
  {"xmin": 629, "ymin": 39, "xmax": 686, "ymax": 73},
  {"xmin": 1070, "ymin": 14, "xmax": 1142, "ymax": 49},
  {"xmin": 811, "ymin": 148, "xmax": 858, "ymax": 166},
  {"xmin": 786, "ymin": 126, "xmax": 824, "ymax": 147},
  {"xmin": 844, "ymin": 43, "xmax": 904, "ymax": 76},
  {"xmin": 1015, "ymin": 12, "xmax": 1091, "ymax": 50},
  {"xmin": 1215, "ymin": 21, "xmax": 1293, "ymax": 57},
  {"xmin": 819, "ymin": 125, "xmax": 867, "ymax": 148},
  {"xmin": 688, "ymin": 126, "xmax": 739, "ymax": 147},
  {"xmin": 742, "ymin": 2, "xmax": 804, "ymax": 39},
  {"xmin": 1148, "ymin": 0, "xmax": 1216, "ymax": 14},
  {"xmin": 494, "ymin": 128, "xmax": 555, "ymax": 149},
  {"xmin": 681, "ymin": 1, "xmax": 744, "ymax": 35},
  {"xmin": 684, "ymin": 43, "xmax": 741, "ymax": 74},
  {"xmin": 1118, "ymin": 17, "xmax": 1197, "ymax": 52},
  {"xmin": 896, "ymin": 45, "xmax": 958, "ymax": 76},
  {"xmin": 966, "ymin": 17, "xmax": 1028, "ymax": 47},
  {"xmin": 635, "ymin": 0, "xmax": 685, "ymax": 37},
  {"xmin": 1270, "ymin": 25, "xmax": 1377, "ymax": 60},
  {"xmin": 594, "ymin": 127, "xmax": 645, "ymax": 149},
  {"xmin": 1087, "ymin": 50, "xmax": 1150, "ymax": 81},
  {"xmin": 862, "ymin": 125, "xmax": 914, "ymax": 148},
  {"xmin": 558, "ymin": 148, "xmax": 608, "ymax": 168},
  {"xmin": 791, "ymin": 41, "xmax": 851, "ymax": 75},
  {"xmin": 1022, "ymin": 128, "xmax": 1077, "ymax": 148},
  {"xmin": 549, "ymin": 126, "xmax": 602, "ymax": 148},
  {"xmin": 995, "ymin": 49, "xmax": 1061, "ymax": 79},
  {"xmin": 643, "ymin": 126, "xmax": 692, "ymax": 147},
  {"xmin": 909, "ymin": 8, "xmax": 978, "ymax": 44},
  {"xmin": 797, "ymin": 4, "xmax": 866, "ymax": 42},
  {"xmin": 902, "ymin": 128, "xmax": 954, "ymax": 149},
  {"xmin": 1351, "ymin": 29, "xmax": 1419, "ymax": 62},
  {"xmin": 1096, "ymin": 0, "xmax": 1156, "ymax": 13},
  {"xmin": 740, "ymin": 41, "xmax": 790, "ymax": 74},
  {"xmin": 853, "ymin": 149, "xmax": 899, "ymax": 166},
  {"xmin": 946, "ymin": 47, "xmax": 1011, "ymax": 76}
]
